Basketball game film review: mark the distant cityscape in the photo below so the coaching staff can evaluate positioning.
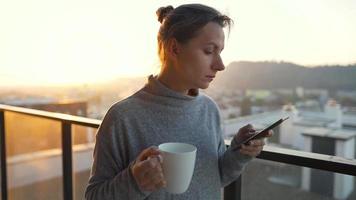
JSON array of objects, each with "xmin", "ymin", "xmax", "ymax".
[{"xmin": 1, "ymin": 61, "xmax": 356, "ymax": 199}]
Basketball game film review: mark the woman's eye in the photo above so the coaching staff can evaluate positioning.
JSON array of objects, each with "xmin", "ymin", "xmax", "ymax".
[{"xmin": 204, "ymin": 50, "xmax": 213, "ymax": 54}]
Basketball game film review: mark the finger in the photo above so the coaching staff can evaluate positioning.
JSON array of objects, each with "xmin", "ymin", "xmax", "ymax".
[
  {"xmin": 240, "ymin": 145, "xmax": 254, "ymax": 153},
  {"xmin": 240, "ymin": 124, "xmax": 256, "ymax": 133},
  {"xmin": 149, "ymin": 154, "xmax": 163, "ymax": 164},
  {"xmin": 140, "ymin": 163, "xmax": 165, "ymax": 189},
  {"xmin": 243, "ymin": 143, "xmax": 264, "ymax": 152},
  {"xmin": 149, "ymin": 177, "xmax": 167, "ymax": 191},
  {"xmin": 134, "ymin": 157, "xmax": 159, "ymax": 179},
  {"xmin": 147, "ymin": 155, "xmax": 164, "ymax": 173},
  {"xmin": 145, "ymin": 158, "xmax": 163, "ymax": 175},
  {"xmin": 241, "ymin": 150, "xmax": 260, "ymax": 157},
  {"xmin": 267, "ymin": 130, "xmax": 274, "ymax": 137},
  {"xmin": 141, "ymin": 172, "xmax": 164, "ymax": 188},
  {"xmin": 139, "ymin": 146, "xmax": 161, "ymax": 161},
  {"xmin": 155, "ymin": 179, "xmax": 167, "ymax": 189},
  {"xmin": 240, "ymin": 144, "xmax": 253, "ymax": 153},
  {"xmin": 240, "ymin": 144, "xmax": 263, "ymax": 154},
  {"xmin": 247, "ymin": 139, "xmax": 265, "ymax": 147},
  {"xmin": 142, "ymin": 178, "xmax": 166, "ymax": 192},
  {"xmin": 240, "ymin": 146, "xmax": 262, "ymax": 157},
  {"xmin": 137, "ymin": 146, "xmax": 161, "ymax": 162},
  {"xmin": 144, "ymin": 167, "xmax": 165, "ymax": 185},
  {"xmin": 239, "ymin": 148, "xmax": 257, "ymax": 157},
  {"xmin": 143, "ymin": 156, "xmax": 163, "ymax": 176}
]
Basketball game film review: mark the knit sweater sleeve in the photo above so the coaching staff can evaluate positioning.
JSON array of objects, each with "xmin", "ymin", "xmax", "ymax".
[
  {"xmin": 84, "ymin": 107, "xmax": 150, "ymax": 200},
  {"xmin": 217, "ymin": 131, "xmax": 252, "ymax": 187},
  {"xmin": 212, "ymin": 103, "xmax": 253, "ymax": 187}
]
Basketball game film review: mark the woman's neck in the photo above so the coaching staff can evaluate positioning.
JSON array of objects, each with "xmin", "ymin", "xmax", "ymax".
[{"xmin": 157, "ymin": 68, "xmax": 190, "ymax": 95}]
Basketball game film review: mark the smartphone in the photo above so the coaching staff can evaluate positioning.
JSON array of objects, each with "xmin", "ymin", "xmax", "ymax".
[{"xmin": 232, "ymin": 117, "xmax": 289, "ymax": 150}]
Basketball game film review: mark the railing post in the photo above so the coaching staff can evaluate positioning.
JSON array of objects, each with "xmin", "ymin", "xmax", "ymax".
[
  {"xmin": 224, "ymin": 175, "xmax": 242, "ymax": 200},
  {"xmin": 62, "ymin": 121, "xmax": 73, "ymax": 200},
  {"xmin": 0, "ymin": 111, "xmax": 8, "ymax": 200}
]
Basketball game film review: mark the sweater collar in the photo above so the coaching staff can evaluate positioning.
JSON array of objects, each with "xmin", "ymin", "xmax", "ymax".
[{"xmin": 142, "ymin": 75, "xmax": 199, "ymax": 101}]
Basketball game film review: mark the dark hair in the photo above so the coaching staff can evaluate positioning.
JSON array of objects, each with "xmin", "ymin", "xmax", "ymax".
[{"xmin": 156, "ymin": 4, "xmax": 233, "ymax": 65}]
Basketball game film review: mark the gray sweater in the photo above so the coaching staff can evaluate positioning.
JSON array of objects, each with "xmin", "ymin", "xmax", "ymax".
[{"xmin": 85, "ymin": 75, "xmax": 252, "ymax": 200}]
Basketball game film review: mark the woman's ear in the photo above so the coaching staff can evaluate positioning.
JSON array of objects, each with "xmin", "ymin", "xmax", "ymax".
[{"xmin": 167, "ymin": 38, "xmax": 180, "ymax": 58}]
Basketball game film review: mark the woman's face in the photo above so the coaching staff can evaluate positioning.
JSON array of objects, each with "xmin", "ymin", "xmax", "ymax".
[{"xmin": 174, "ymin": 22, "xmax": 225, "ymax": 90}]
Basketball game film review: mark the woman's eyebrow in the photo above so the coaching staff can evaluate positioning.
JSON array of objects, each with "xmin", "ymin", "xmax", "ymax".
[{"xmin": 204, "ymin": 42, "xmax": 224, "ymax": 51}]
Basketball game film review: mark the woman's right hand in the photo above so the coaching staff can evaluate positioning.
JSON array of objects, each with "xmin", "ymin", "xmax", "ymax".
[{"xmin": 130, "ymin": 146, "xmax": 167, "ymax": 192}]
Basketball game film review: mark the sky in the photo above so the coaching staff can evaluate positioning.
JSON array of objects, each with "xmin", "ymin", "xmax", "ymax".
[{"xmin": 1, "ymin": 0, "xmax": 356, "ymax": 86}]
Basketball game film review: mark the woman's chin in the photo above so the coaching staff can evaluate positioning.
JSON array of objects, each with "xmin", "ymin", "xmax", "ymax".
[{"xmin": 199, "ymin": 82, "xmax": 210, "ymax": 89}]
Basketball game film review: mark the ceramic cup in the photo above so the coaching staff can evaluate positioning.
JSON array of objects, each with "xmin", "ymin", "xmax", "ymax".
[{"xmin": 158, "ymin": 142, "xmax": 197, "ymax": 194}]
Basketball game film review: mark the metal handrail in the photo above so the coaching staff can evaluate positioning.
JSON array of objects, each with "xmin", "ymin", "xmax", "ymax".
[
  {"xmin": 1, "ymin": 104, "xmax": 356, "ymax": 200},
  {"xmin": 0, "ymin": 104, "xmax": 99, "ymax": 200},
  {"xmin": 0, "ymin": 104, "xmax": 101, "ymax": 128}
]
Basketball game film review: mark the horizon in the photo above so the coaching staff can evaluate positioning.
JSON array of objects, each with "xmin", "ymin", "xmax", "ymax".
[
  {"xmin": 1, "ymin": 60, "xmax": 355, "ymax": 88},
  {"xmin": 1, "ymin": 0, "xmax": 356, "ymax": 86}
]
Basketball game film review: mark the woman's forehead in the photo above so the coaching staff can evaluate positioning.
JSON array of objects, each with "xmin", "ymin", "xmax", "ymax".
[{"xmin": 191, "ymin": 22, "xmax": 225, "ymax": 48}]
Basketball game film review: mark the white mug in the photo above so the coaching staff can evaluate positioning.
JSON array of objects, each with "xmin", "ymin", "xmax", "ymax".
[{"xmin": 158, "ymin": 142, "xmax": 197, "ymax": 194}]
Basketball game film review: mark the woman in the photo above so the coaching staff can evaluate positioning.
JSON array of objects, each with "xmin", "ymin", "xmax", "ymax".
[{"xmin": 85, "ymin": 4, "xmax": 271, "ymax": 199}]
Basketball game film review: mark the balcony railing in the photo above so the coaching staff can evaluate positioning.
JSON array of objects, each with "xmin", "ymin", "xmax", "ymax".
[{"xmin": 1, "ymin": 104, "xmax": 356, "ymax": 200}]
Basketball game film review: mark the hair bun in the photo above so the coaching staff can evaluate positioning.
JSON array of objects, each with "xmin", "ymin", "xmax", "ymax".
[{"xmin": 156, "ymin": 6, "xmax": 174, "ymax": 23}]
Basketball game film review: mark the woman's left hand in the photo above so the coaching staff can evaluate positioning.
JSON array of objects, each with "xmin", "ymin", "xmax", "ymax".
[
  {"xmin": 239, "ymin": 135, "xmax": 270, "ymax": 157},
  {"xmin": 233, "ymin": 124, "xmax": 273, "ymax": 157}
]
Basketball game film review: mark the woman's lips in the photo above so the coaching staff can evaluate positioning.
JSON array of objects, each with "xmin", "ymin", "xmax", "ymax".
[{"xmin": 206, "ymin": 75, "xmax": 215, "ymax": 81}]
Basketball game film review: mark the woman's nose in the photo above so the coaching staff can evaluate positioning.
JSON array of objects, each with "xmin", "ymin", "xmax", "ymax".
[{"xmin": 213, "ymin": 55, "xmax": 225, "ymax": 71}]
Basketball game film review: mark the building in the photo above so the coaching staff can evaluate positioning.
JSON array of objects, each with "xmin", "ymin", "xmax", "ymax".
[
  {"xmin": 302, "ymin": 128, "xmax": 355, "ymax": 199},
  {"xmin": 222, "ymin": 99, "xmax": 356, "ymax": 199},
  {"xmin": 2, "ymin": 97, "xmax": 88, "ymax": 117}
]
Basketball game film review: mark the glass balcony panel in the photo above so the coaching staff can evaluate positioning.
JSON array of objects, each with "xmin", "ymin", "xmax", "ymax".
[
  {"xmin": 242, "ymin": 159, "xmax": 356, "ymax": 200},
  {"xmin": 5, "ymin": 112, "xmax": 63, "ymax": 200},
  {"xmin": 72, "ymin": 125, "xmax": 96, "ymax": 200}
]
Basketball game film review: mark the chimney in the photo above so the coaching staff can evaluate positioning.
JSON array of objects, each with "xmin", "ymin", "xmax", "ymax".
[
  {"xmin": 324, "ymin": 99, "xmax": 342, "ymax": 129},
  {"xmin": 279, "ymin": 103, "xmax": 300, "ymax": 148}
]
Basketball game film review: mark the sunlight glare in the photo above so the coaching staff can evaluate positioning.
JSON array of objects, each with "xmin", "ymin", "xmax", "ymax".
[{"xmin": 0, "ymin": 0, "xmax": 355, "ymax": 86}]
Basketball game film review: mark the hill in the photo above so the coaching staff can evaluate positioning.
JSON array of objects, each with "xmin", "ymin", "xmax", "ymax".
[{"xmin": 214, "ymin": 61, "xmax": 356, "ymax": 90}]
